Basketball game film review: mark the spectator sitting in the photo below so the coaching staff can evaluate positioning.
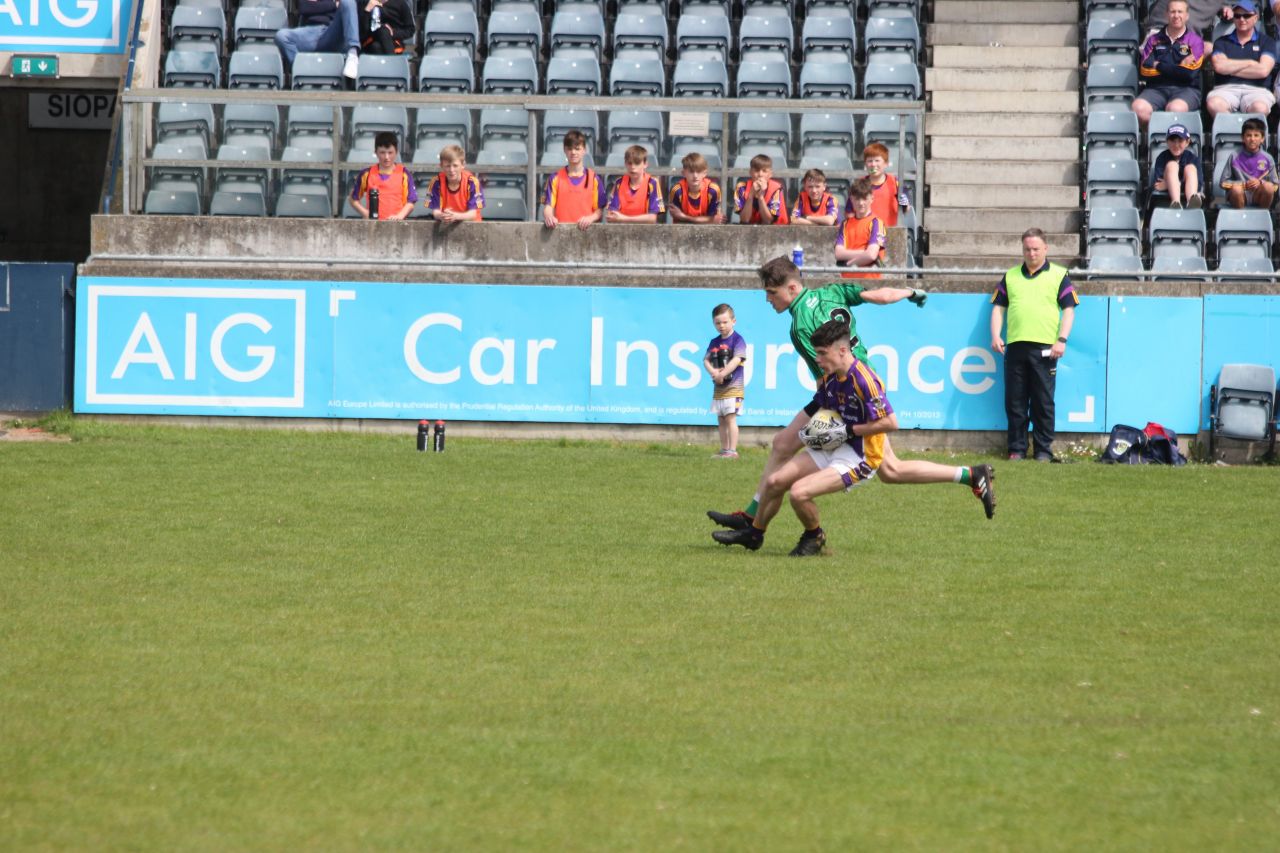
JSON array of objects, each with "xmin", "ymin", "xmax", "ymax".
[
  {"xmin": 542, "ymin": 130, "xmax": 605, "ymax": 230},
  {"xmin": 791, "ymin": 168, "xmax": 839, "ymax": 226},
  {"xmin": 734, "ymin": 154, "xmax": 790, "ymax": 224},
  {"xmin": 275, "ymin": 0, "xmax": 361, "ymax": 80},
  {"xmin": 358, "ymin": 0, "xmax": 414, "ymax": 56},
  {"xmin": 350, "ymin": 131, "xmax": 416, "ymax": 220},
  {"xmin": 835, "ymin": 178, "xmax": 886, "ymax": 279},
  {"xmin": 668, "ymin": 152, "xmax": 724, "ymax": 224},
  {"xmin": 426, "ymin": 144, "xmax": 483, "ymax": 222},
  {"xmin": 1132, "ymin": 0, "xmax": 1206, "ymax": 127},
  {"xmin": 1153, "ymin": 124, "xmax": 1205, "ymax": 209},
  {"xmin": 1221, "ymin": 117, "xmax": 1279, "ymax": 208},
  {"xmin": 1206, "ymin": 0, "xmax": 1275, "ymax": 117},
  {"xmin": 606, "ymin": 145, "xmax": 665, "ymax": 224},
  {"xmin": 854, "ymin": 142, "xmax": 907, "ymax": 229}
]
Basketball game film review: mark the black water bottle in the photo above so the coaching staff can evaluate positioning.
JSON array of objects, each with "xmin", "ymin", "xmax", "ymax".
[
  {"xmin": 369, "ymin": 187, "xmax": 380, "ymax": 220},
  {"xmin": 416, "ymin": 419, "xmax": 429, "ymax": 452},
  {"xmin": 432, "ymin": 420, "xmax": 446, "ymax": 452}
]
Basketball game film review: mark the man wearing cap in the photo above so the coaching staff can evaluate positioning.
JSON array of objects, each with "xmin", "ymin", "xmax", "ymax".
[
  {"xmin": 1152, "ymin": 123, "xmax": 1206, "ymax": 208},
  {"xmin": 1133, "ymin": 0, "xmax": 1206, "ymax": 127},
  {"xmin": 1207, "ymin": 0, "xmax": 1276, "ymax": 117}
]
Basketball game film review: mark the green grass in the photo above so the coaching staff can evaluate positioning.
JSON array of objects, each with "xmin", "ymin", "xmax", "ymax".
[{"xmin": 2, "ymin": 422, "xmax": 1278, "ymax": 851}]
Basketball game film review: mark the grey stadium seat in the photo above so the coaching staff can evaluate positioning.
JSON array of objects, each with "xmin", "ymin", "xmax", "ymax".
[
  {"xmin": 424, "ymin": 7, "xmax": 480, "ymax": 55},
  {"xmin": 487, "ymin": 8, "xmax": 543, "ymax": 59},
  {"xmin": 1215, "ymin": 209, "xmax": 1274, "ymax": 261},
  {"xmin": 1086, "ymin": 206, "xmax": 1142, "ymax": 258},
  {"xmin": 1148, "ymin": 207, "xmax": 1206, "ymax": 258},
  {"xmin": 800, "ymin": 112, "xmax": 856, "ymax": 149},
  {"xmin": 210, "ymin": 190, "xmax": 268, "ymax": 217},
  {"xmin": 149, "ymin": 139, "xmax": 209, "ymax": 195},
  {"xmin": 291, "ymin": 52, "xmax": 344, "ymax": 90},
  {"xmin": 1084, "ymin": 109, "xmax": 1139, "ymax": 162},
  {"xmin": 357, "ymin": 55, "xmax": 411, "ymax": 92},
  {"xmin": 419, "ymin": 54, "xmax": 474, "ymax": 93},
  {"xmin": 275, "ymin": 192, "xmax": 332, "ymax": 218},
  {"xmin": 1147, "ymin": 111, "xmax": 1203, "ymax": 155},
  {"xmin": 1084, "ymin": 61, "xmax": 1139, "ymax": 112},
  {"xmin": 739, "ymin": 14, "xmax": 793, "ymax": 60},
  {"xmin": 862, "ymin": 60, "xmax": 919, "ymax": 99},
  {"xmin": 1209, "ymin": 364, "xmax": 1278, "ymax": 458},
  {"xmin": 799, "ymin": 59, "xmax": 855, "ymax": 99},
  {"xmin": 550, "ymin": 6, "xmax": 606, "ymax": 58},
  {"xmin": 286, "ymin": 105, "xmax": 342, "ymax": 146},
  {"xmin": 738, "ymin": 58, "xmax": 792, "ymax": 98},
  {"xmin": 1085, "ymin": 16, "xmax": 1140, "ymax": 64},
  {"xmin": 484, "ymin": 187, "xmax": 529, "ymax": 221},
  {"xmin": 1086, "ymin": 157, "xmax": 1142, "ymax": 208},
  {"xmin": 1150, "ymin": 255, "xmax": 1208, "ymax": 278},
  {"xmin": 144, "ymin": 189, "xmax": 202, "ymax": 215},
  {"xmin": 482, "ymin": 55, "xmax": 540, "ymax": 94},
  {"xmin": 163, "ymin": 50, "xmax": 220, "ymax": 88},
  {"xmin": 280, "ymin": 143, "xmax": 334, "ymax": 196},
  {"xmin": 228, "ymin": 49, "xmax": 285, "ymax": 89},
  {"xmin": 610, "ymin": 57, "xmax": 666, "ymax": 96},
  {"xmin": 224, "ymin": 103, "xmax": 280, "ymax": 147},
  {"xmin": 733, "ymin": 144, "xmax": 789, "ymax": 170},
  {"xmin": 547, "ymin": 55, "xmax": 602, "ymax": 96},
  {"xmin": 864, "ymin": 12, "xmax": 919, "ymax": 60},
  {"xmin": 233, "ymin": 5, "xmax": 287, "ymax": 48},
  {"xmin": 416, "ymin": 107, "xmax": 472, "ymax": 152},
  {"xmin": 802, "ymin": 12, "xmax": 855, "ymax": 59},
  {"xmin": 169, "ymin": 5, "xmax": 225, "ymax": 53},
  {"xmin": 669, "ymin": 139, "xmax": 722, "ymax": 170},
  {"xmin": 673, "ymin": 58, "xmax": 729, "ymax": 97},
  {"xmin": 862, "ymin": 113, "xmax": 918, "ymax": 148},
  {"xmin": 156, "ymin": 102, "xmax": 215, "ymax": 147},
  {"xmin": 1086, "ymin": 254, "xmax": 1145, "ymax": 277},
  {"xmin": 736, "ymin": 112, "xmax": 792, "ymax": 149},
  {"xmin": 614, "ymin": 12, "xmax": 668, "ymax": 57},
  {"xmin": 676, "ymin": 12, "xmax": 732, "ymax": 61},
  {"xmin": 479, "ymin": 107, "xmax": 531, "ymax": 142},
  {"xmin": 1216, "ymin": 257, "xmax": 1275, "ymax": 277},
  {"xmin": 215, "ymin": 143, "xmax": 272, "ymax": 196},
  {"xmin": 352, "ymin": 105, "xmax": 409, "ymax": 144}
]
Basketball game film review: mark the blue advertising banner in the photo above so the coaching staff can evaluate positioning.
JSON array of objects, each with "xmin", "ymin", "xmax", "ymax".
[
  {"xmin": 0, "ymin": 0, "xmax": 135, "ymax": 53},
  {"xmin": 1105, "ymin": 296, "xmax": 1202, "ymax": 434},
  {"xmin": 77, "ymin": 277, "xmax": 1116, "ymax": 431},
  {"xmin": 1201, "ymin": 295, "xmax": 1280, "ymax": 428}
]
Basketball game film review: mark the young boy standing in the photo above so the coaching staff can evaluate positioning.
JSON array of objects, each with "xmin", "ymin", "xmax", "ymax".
[
  {"xmin": 543, "ymin": 129, "xmax": 606, "ymax": 230},
  {"xmin": 791, "ymin": 168, "xmax": 839, "ymax": 225},
  {"xmin": 1152, "ymin": 123, "xmax": 1204, "ymax": 209},
  {"xmin": 426, "ymin": 144, "xmax": 484, "ymax": 221},
  {"xmin": 835, "ymin": 178, "xmax": 886, "ymax": 278},
  {"xmin": 734, "ymin": 154, "xmax": 790, "ymax": 224},
  {"xmin": 350, "ymin": 131, "xmax": 416, "ymax": 220},
  {"xmin": 703, "ymin": 303, "xmax": 748, "ymax": 459},
  {"xmin": 713, "ymin": 320, "xmax": 995, "ymax": 556},
  {"xmin": 1221, "ymin": 117, "xmax": 1279, "ymax": 209},
  {"xmin": 606, "ymin": 145, "xmax": 665, "ymax": 224},
  {"xmin": 855, "ymin": 142, "xmax": 907, "ymax": 228},
  {"xmin": 669, "ymin": 152, "xmax": 724, "ymax": 223}
]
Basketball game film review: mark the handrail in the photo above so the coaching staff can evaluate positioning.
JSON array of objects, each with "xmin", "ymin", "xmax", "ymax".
[{"xmin": 98, "ymin": 0, "xmax": 149, "ymax": 214}]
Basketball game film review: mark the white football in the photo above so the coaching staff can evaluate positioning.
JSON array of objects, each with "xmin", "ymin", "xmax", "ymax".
[
  {"xmin": 801, "ymin": 408, "xmax": 847, "ymax": 451},
  {"xmin": 807, "ymin": 408, "xmax": 843, "ymax": 432}
]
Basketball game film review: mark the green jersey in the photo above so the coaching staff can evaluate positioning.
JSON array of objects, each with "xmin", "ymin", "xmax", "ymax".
[{"xmin": 787, "ymin": 281, "xmax": 868, "ymax": 378}]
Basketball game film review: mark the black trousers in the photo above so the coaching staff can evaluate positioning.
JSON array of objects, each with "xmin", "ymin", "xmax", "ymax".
[{"xmin": 1004, "ymin": 341, "xmax": 1057, "ymax": 455}]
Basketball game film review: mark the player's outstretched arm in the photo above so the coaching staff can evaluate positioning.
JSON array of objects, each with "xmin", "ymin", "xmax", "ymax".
[
  {"xmin": 861, "ymin": 286, "xmax": 927, "ymax": 307},
  {"xmin": 851, "ymin": 411, "xmax": 898, "ymax": 437}
]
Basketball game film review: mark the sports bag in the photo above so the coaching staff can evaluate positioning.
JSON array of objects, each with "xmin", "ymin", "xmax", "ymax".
[{"xmin": 1097, "ymin": 422, "xmax": 1186, "ymax": 466}]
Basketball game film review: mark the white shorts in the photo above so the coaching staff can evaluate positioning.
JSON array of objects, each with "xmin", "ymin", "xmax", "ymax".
[
  {"xmin": 712, "ymin": 397, "xmax": 743, "ymax": 416},
  {"xmin": 805, "ymin": 442, "xmax": 878, "ymax": 491},
  {"xmin": 1208, "ymin": 84, "xmax": 1276, "ymax": 112}
]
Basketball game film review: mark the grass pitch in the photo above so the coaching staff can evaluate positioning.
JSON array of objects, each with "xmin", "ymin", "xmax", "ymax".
[{"xmin": 2, "ymin": 421, "xmax": 1278, "ymax": 850}]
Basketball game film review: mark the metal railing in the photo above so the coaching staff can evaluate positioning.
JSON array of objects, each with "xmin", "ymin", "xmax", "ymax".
[{"xmin": 121, "ymin": 88, "xmax": 925, "ymax": 218}]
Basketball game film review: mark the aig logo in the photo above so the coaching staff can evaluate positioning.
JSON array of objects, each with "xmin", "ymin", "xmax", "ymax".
[
  {"xmin": 0, "ymin": 0, "xmax": 131, "ymax": 51},
  {"xmin": 83, "ymin": 284, "xmax": 306, "ymax": 408}
]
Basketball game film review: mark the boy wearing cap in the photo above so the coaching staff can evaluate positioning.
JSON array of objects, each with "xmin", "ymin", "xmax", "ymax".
[
  {"xmin": 1133, "ymin": 0, "xmax": 1205, "ymax": 126},
  {"xmin": 1207, "ymin": 1, "xmax": 1276, "ymax": 118},
  {"xmin": 1152, "ymin": 124, "xmax": 1205, "ymax": 209}
]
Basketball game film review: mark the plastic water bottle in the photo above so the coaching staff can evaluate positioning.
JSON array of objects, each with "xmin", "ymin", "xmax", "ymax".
[
  {"xmin": 416, "ymin": 420, "xmax": 429, "ymax": 452},
  {"xmin": 432, "ymin": 420, "xmax": 446, "ymax": 452},
  {"xmin": 791, "ymin": 245, "xmax": 804, "ymax": 268},
  {"xmin": 370, "ymin": 5, "xmax": 381, "ymax": 32},
  {"xmin": 369, "ymin": 187, "xmax": 379, "ymax": 220}
]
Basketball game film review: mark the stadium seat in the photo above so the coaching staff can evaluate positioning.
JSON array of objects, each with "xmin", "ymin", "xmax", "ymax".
[
  {"xmin": 423, "ymin": 7, "xmax": 480, "ymax": 55},
  {"xmin": 736, "ymin": 112, "xmax": 792, "ymax": 150},
  {"xmin": 1215, "ymin": 208, "xmax": 1274, "ymax": 261},
  {"xmin": 739, "ymin": 14, "xmax": 793, "ymax": 61},
  {"xmin": 1086, "ymin": 157, "xmax": 1141, "ymax": 208},
  {"xmin": 550, "ymin": 6, "xmax": 606, "ymax": 59},
  {"xmin": 1148, "ymin": 207, "xmax": 1206, "ymax": 258},
  {"xmin": 210, "ymin": 190, "xmax": 268, "ymax": 216},
  {"xmin": 419, "ymin": 54, "xmax": 474, "ymax": 93},
  {"xmin": 669, "ymin": 139, "xmax": 722, "ymax": 170},
  {"xmin": 482, "ymin": 55, "xmax": 540, "ymax": 94},
  {"xmin": 484, "ymin": 186, "xmax": 529, "ymax": 221},
  {"xmin": 415, "ymin": 106, "xmax": 472, "ymax": 153},
  {"xmin": 799, "ymin": 59, "xmax": 855, "ymax": 99},
  {"xmin": 862, "ymin": 61, "xmax": 919, "ymax": 99},
  {"xmin": 233, "ymin": 5, "xmax": 287, "ymax": 48},
  {"xmin": 352, "ymin": 105, "xmax": 410, "ymax": 145},
  {"xmin": 543, "ymin": 108, "xmax": 599, "ymax": 153},
  {"xmin": 291, "ymin": 52, "xmax": 344, "ymax": 90},
  {"xmin": 1217, "ymin": 256, "xmax": 1275, "ymax": 277},
  {"xmin": 1085, "ymin": 16, "xmax": 1140, "ymax": 64},
  {"xmin": 224, "ymin": 103, "xmax": 280, "ymax": 147},
  {"xmin": 800, "ymin": 143, "xmax": 855, "ymax": 173},
  {"xmin": 681, "ymin": 0, "xmax": 731, "ymax": 16},
  {"xmin": 1086, "ymin": 206, "xmax": 1142, "ymax": 258},
  {"xmin": 156, "ymin": 102, "xmax": 216, "ymax": 148},
  {"xmin": 607, "ymin": 110, "xmax": 664, "ymax": 163},
  {"xmin": 1084, "ymin": 110, "xmax": 1139, "ymax": 162},
  {"xmin": 479, "ymin": 107, "xmax": 531, "ymax": 142},
  {"xmin": 280, "ymin": 143, "xmax": 334, "ymax": 196},
  {"xmin": 149, "ymin": 139, "xmax": 209, "ymax": 195},
  {"xmin": 1084, "ymin": 61, "xmax": 1139, "ymax": 112},
  {"xmin": 609, "ymin": 57, "xmax": 666, "ymax": 96},
  {"xmin": 673, "ymin": 59, "xmax": 729, "ymax": 97},
  {"xmin": 215, "ymin": 143, "xmax": 272, "ymax": 197},
  {"xmin": 675, "ymin": 12, "xmax": 732, "ymax": 61},
  {"xmin": 357, "ymin": 55, "xmax": 411, "ymax": 92},
  {"xmin": 144, "ymin": 188, "xmax": 202, "ymax": 215},
  {"xmin": 477, "ymin": 138, "xmax": 529, "ymax": 169},
  {"xmin": 1209, "ymin": 364, "xmax": 1278, "ymax": 458},
  {"xmin": 1211, "ymin": 112, "xmax": 1266, "ymax": 160},
  {"xmin": 867, "ymin": 0, "xmax": 920, "ymax": 12},
  {"xmin": 801, "ymin": 11, "xmax": 855, "ymax": 60},
  {"xmin": 1086, "ymin": 254, "xmax": 1145, "ymax": 277},
  {"xmin": 546, "ymin": 55, "xmax": 602, "ymax": 96},
  {"xmin": 163, "ymin": 50, "xmax": 220, "ymax": 88},
  {"xmin": 863, "ymin": 12, "xmax": 920, "ymax": 60},
  {"xmin": 275, "ymin": 192, "xmax": 332, "ymax": 218},
  {"xmin": 487, "ymin": 7, "xmax": 543, "ymax": 60},
  {"xmin": 286, "ymin": 105, "xmax": 342, "ymax": 147},
  {"xmin": 228, "ymin": 49, "xmax": 285, "ymax": 89},
  {"xmin": 614, "ymin": 12, "xmax": 668, "ymax": 59},
  {"xmin": 800, "ymin": 112, "xmax": 856, "ymax": 151},
  {"xmin": 733, "ymin": 144, "xmax": 789, "ymax": 170},
  {"xmin": 169, "ymin": 5, "xmax": 225, "ymax": 54},
  {"xmin": 738, "ymin": 58, "xmax": 792, "ymax": 98},
  {"xmin": 861, "ymin": 113, "xmax": 918, "ymax": 149},
  {"xmin": 1146, "ymin": 111, "xmax": 1203, "ymax": 156},
  {"xmin": 1150, "ymin": 255, "xmax": 1208, "ymax": 278}
]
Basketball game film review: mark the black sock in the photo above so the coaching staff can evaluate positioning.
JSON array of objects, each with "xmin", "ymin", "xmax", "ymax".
[{"xmin": 800, "ymin": 526, "xmax": 824, "ymax": 540}]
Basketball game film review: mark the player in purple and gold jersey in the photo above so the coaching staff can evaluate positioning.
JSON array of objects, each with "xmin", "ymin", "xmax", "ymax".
[{"xmin": 714, "ymin": 320, "xmax": 996, "ymax": 556}]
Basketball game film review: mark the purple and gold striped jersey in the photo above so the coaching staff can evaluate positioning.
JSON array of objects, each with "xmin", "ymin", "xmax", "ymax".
[{"xmin": 810, "ymin": 359, "xmax": 893, "ymax": 468}]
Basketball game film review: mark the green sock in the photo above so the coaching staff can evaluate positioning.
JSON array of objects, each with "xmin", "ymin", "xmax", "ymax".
[
  {"xmin": 955, "ymin": 467, "xmax": 972, "ymax": 486},
  {"xmin": 744, "ymin": 497, "xmax": 759, "ymax": 517}
]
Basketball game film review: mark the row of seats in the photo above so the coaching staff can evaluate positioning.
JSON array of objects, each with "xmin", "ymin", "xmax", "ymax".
[{"xmin": 1086, "ymin": 206, "xmax": 1276, "ymax": 272}]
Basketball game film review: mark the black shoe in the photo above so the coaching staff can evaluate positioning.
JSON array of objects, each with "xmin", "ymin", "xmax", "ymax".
[
  {"xmin": 971, "ymin": 464, "xmax": 996, "ymax": 520},
  {"xmin": 788, "ymin": 530, "xmax": 826, "ymax": 557},
  {"xmin": 713, "ymin": 526, "xmax": 763, "ymax": 550},
  {"xmin": 707, "ymin": 509, "xmax": 753, "ymax": 529}
]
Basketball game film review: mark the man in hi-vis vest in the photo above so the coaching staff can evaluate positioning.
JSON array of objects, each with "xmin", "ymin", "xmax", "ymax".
[{"xmin": 990, "ymin": 228, "xmax": 1079, "ymax": 462}]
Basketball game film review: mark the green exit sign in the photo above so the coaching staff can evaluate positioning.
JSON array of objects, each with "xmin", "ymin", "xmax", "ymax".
[{"xmin": 11, "ymin": 55, "xmax": 59, "ymax": 79}]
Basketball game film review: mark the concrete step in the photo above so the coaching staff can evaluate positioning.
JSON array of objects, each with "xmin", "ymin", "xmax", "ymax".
[
  {"xmin": 926, "ymin": 112, "xmax": 1079, "ymax": 137},
  {"xmin": 927, "ymin": 160, "xmax": 1081, "ymax": 184},
  {"xmin": 928, "ymin": 23, "xmax": 1079, "ymax": 47},
  {"xmin": 925, "ymin": 208, "xmax": 1083, "ymax": 233},
  {"xmin": 923, "ymin": 254, "xmax": 1080, "ymax": 270},
  {"xmin": 930, "ymin": 184, "xmax": 1081, "ymax": 208},
  {"xmin": 931, "ymin": 45, "xmax": 1080, "ymax": 69},
  {"xmin": 930, "ymin": 89, "xmax": 1080, "ymax": 113},
  {"xmin": 933, "ymin": 1, "xmax": 1080, "ymax": 25},
  {"xmin": 927, "ymin": 68, "xmax": 1080, "ymax": 93},
  {"xmin": 931, "ymin": 136, "xmax": 1080, "ymax": 160},
  {"xmin": 929, "ymin": 231, "xmax": 1081, "ymax": 256}
]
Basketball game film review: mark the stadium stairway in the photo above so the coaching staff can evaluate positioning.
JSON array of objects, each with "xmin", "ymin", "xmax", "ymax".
[{"xmin": 924, "ymin": 0, "xmax": 1083, "ymax": 269}]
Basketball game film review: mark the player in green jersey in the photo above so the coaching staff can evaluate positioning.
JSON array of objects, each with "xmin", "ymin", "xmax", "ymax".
[{"xmin": 707, "ymin": 256, "xmax": 992, "ymax": 530}]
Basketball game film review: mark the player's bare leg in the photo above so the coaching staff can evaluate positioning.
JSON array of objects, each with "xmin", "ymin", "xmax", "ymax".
[
  {"xmin": 707, "ymin": 409, "xmax": 807, "ymax": 528},
  {"xmin": 713, "ymin": 453, "xmax": 818, "ymax": 550},
  {"xmin": 876, "ymin": 438, "xmax": 997, "ymax": 518}
]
